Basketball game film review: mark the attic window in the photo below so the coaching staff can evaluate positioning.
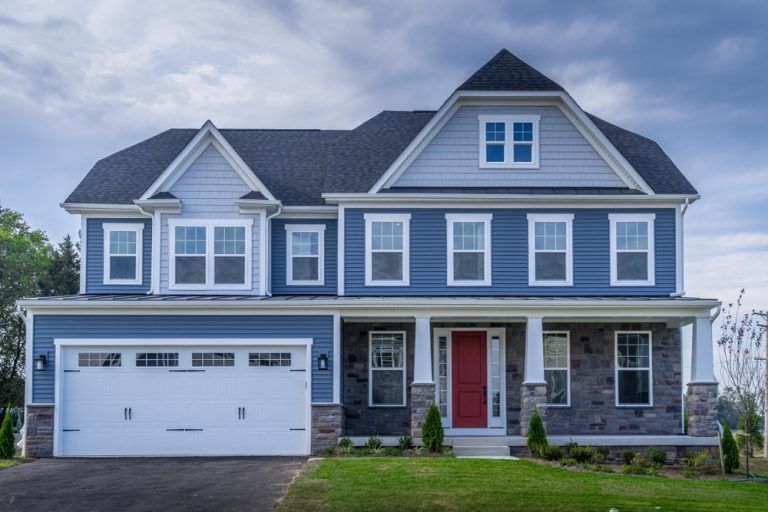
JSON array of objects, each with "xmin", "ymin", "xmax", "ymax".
[{"xmin": 478, "ymin": 114, "xmax": 540, "ymax": 169}]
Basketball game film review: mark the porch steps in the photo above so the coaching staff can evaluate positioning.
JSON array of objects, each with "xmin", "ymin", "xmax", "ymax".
[{"xmin": 451, "ymin": 438, "xmax": 513, "ymax": 458}]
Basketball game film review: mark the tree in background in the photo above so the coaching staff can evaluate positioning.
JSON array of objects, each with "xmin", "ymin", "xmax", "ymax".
[
  {"xmin": 43, "ymin": 235, "xmax": 80, "ymax": 296},
  {"xmin": 736, "ymin": 406, "xmax": 765, "ymax": 456}
]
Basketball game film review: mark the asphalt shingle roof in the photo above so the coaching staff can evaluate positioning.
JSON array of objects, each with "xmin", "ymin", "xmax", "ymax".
[{"xmin": 457, "ymin": 49, "xmax": 564, "ymax": 92}]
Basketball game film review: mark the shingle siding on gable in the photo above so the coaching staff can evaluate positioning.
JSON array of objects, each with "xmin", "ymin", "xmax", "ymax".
[
  {"xmin": 393, "ymin": 106, "xmax": 626, "ymax": 189},
  {"xmin": 344, "ymin": 208, "xmax": 676, "ymax": 296},
  {"xmin": 85, "ymin": 218, "xmax": 152, "ymax": 294},
  {"xmin": 31, "ymin": 314, "xmax": 335, "ymax": 403},
  {"xmin": 159, "ymin": 144, "xmax": 262, "ymax": 294},
  {"xmin": 271, "ymin": 219, "xmax": 338, "ymax": 295}
]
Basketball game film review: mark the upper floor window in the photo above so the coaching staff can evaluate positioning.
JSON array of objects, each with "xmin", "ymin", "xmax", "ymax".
[
  {"xmin": 364, "ymin": 213, "xmax": 410, "ymax": 286},
  {"xmin": 169, "ymin": 219, "xmax": 252, "ymax": 290},
  {"xmin": 103, "ymin": 223, "xmax": 143, "ymax": 285},
  {"xmin": 446, "ymin": 213, "xmax": 492, "ymax": 286},
  {"xmin": 478, "ymin": 114, "xmax": 540, "ymax": 169},
  {"xmin": 543, "ymin": 332, "xmax": 569, "ymax": 406},
  {"xmin": 615, "ymin": 331, "xmax": 652, "ymax": 406},
  {"xmin": 527, "ymin": 214, "xmax": 573, "ymax": 286},
  {"xmin": 609, "ymin": 214, "xmax": 655, "ymax": 286},
  {"xmin": 286, "ymin": 224, "xmax": 325, "ymax": 286}
]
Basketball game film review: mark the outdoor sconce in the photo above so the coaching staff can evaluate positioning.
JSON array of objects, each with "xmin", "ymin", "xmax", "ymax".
[
  {"xmin": 318, "ymin": 353, "xmax": 328, "ymax": 371},
  {"xmin": 34, "ymin": 354, "xmax": 47, "ymax": 371}
]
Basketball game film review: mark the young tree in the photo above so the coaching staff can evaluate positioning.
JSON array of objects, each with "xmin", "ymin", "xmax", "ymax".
[
  {"xmin": 43, "ymin": 234, "xmax": 80, "ymax": 296},
  {"xmin": 717, "ymin": 290, "xmax": 767, "ymax": 479}
]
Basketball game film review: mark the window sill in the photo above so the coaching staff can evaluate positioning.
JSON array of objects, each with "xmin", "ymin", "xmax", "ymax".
[
  {"xmin": 103, "ymin": 280, "xmax": 142, "ymax": 286},
  {"xmin": 615, "ymin": 404, "xmax": 654, "ymax": 408},
  {"xmin": 287, "ymin": 281, "xmax": 325, "ymax": 286},
  {"xmin": 479, "ymin": 163, "xmax": 540, "ymax": 170},
  {"xmin": 447, "ymin": 281, "xmax": 492, "ymax": 287},
  {"xmin": 610, "ymin": 282, "xmax": 655, "ymax": 287},
  {"xmin": 364, "ymin": 282, "xmax": 410, "ymax": 287},
  {"xmin": 529, "ymin": 281, "xmax": 573, "ymax": 287}
]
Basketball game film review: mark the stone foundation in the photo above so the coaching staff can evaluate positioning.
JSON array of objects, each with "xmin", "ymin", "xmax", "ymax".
[
  {"xmin": 410, "ymin": 383, "xmax": 436, "ymax": 438},
  {"xmin": 24, "ymin": 404, "xmax": 54, "ymax": 458},
  {"xmin": 520, "ymin": 384, "xmax": 547, "ymax": 436},
  {"xmin": 686, "ymin": 382, "xmax": 719, "ymax": 437}
]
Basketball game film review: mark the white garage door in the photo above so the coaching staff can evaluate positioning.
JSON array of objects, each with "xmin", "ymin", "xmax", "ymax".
[{"xmin": 57, "ymin": 344, "xmax": 309, "ymax": 456}]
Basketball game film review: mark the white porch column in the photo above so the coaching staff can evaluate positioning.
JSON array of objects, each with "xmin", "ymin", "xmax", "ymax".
[
  {"xmin": 690, "ymin": 314, "xmax": 717, "ymax": 384},
  {"xmin": 413, "ymin": 315, "xmax": 433, "ymax": 384},
  {"xmin": 523, "ymin": 316, "xmax": 546, "ymax": 385}
]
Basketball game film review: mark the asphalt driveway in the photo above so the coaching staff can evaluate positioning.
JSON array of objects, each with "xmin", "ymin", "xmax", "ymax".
[{"xmin": 0, "ymin": 457, "xmax": 306, "ymax": 512}]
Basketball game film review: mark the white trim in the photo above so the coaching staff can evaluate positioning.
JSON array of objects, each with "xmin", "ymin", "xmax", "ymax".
[
  {"xmin": 433, "ymin": 328, "xmax": 453, "ymax": 424},
  {"xmin": 277, "ymin": 206, "xmax": 338, "ymax": 219},
  {"xmin": 285, "ymin": 224, "xmax": 326, "ymax": 286},
  {"xmin": 543, "ymin": 331, "xmax": 571, "ymax": 407},
  {"xmin": 324, "ymin": 194, "xmax": 697, "ymax": 208},
  {"xmin": 259, "ymin": 212, "xmax": 267, "ymax": 295},
  {"xmin": 478, "ymin": 114, "xmax": 540, "ymax": 169},
  {"xmin": 53, "ymin": 342, "xmax": 62, "ymax": 457},
  {"xmin": 140, "ymin": 121, "xmax": 276, "ymax": 201},
  {"xmin": 151, "ymin": 211, "xmax": 162, "ymax": 293},
  {"xmin": 527, "ymin": 213, "xmax": 574, "ymax": 286},
  {"xmin": 53, "ymin": 337, "xmax": 313, "ymax": 347},
  {"xmin": 79, "ymin": 216, "xmax": 87, "ymax": 294},
  {"xmin": 364, "ymin": 213, "xmax": 411, "ymax": 286},
  {"xmin": 369, "ymin": 91, "xmax": 654, "ymax": 194},
  {"xmin": 445, "ymin": 213, "xmax": 492, "ymax": 286},
  {"xmin": 614, "ymin": 330, "xmax": 653, "ymax": 407},
  {"xmin": 102, "ymin": 223, "xmax": 144, "ymax": 285},
  {"xmin": 609, "ymin": 213, "xmax": 656, "ymax": 286},
  {"xmin": 62, "ymin": 203, "xmax": 148, "ymax": 215},
  {"xmin": 368, "ymin": 330, "xmax": 407, "ymax": 407},
  {"xmin": 168, "ymin": 218, "xmax": 253, "ymax": 291},
  {"xmin": 337, "ymin": 206, "xmax": 345, "ymax": 295},
  {"xmin": 332, "ymin": 314, "xmax": 341, "ymax": 403},
  {"xmin": 24, "ymin": 313, "xmax": 34, "ymax": 406}
]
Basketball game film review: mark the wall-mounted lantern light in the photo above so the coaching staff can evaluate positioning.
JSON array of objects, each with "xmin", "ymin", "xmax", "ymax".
[
  {"xmin": 34, "ymin": 354, "xmax": 47, "ymax": 371},
  {"xmin": 318, "ymin": 353, "xmax": 328, "ymax": 371}
]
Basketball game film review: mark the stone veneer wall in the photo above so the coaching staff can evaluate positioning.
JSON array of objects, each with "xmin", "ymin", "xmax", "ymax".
[
  {"xmin": 311, "ymin": 404, "xmax": 345, "ymax": 454},
  {"xmin": 686, "ymin": 383, "xmax": 719, "ymax": 437},
  {"xmin": 342, "ymin": 322, "xmax": 415, "ymax": 436},
  {"xmin": 24, "ymin": 404, "xmax": 54, "ymax": 457}
]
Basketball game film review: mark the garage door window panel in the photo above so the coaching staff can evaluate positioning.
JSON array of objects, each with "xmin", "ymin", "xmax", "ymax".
[
  {"xmin": 249, "ymin": 352, "xmax": 292, "ymax": 367},
  {"xmin": 136, "ymin": 352, "xmax": 179, "ymax": 367},
  {"xmin": 79, "ymin": 352, "xmax": 122, "ymax": 367},
  {"xmin": 192, "ymin": 352, "xmax": 235, "ymax": 367}
]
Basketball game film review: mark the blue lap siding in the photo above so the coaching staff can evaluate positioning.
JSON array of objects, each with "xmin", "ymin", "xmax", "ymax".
[
  {"xmin": 344, "ymin": 208, "xmax": 676, "ymax": 296},
  {"xmin": 31, "ymin": 314, "xmax": 334, "ymax": 403},
  {"xmin": 271, "ymin": 219, "xmax": 338, "ymax": 294},
  {"xmin": 86, "ymin": 218, "xmax": 152, "ymax": 294}
]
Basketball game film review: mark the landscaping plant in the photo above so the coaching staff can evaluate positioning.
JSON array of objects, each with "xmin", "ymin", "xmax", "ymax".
[
  {"xmin": 720, "ymin": 425, "xmax": 740, "ymax": 473},
  {"xmin": 0, "ymin": 406, "xmax": 14, "ymax": 458},
  {"xmin": 397, "ymin": 435, "xmax": 413, "ymax": 450},
  {"xmin": 540, "ymin": 444, "xmax": 563, "ymax": 461},
  {"xmin": 622, "ymin": 450, "xmax": 637, "ymax": 465},
  {"xmin": 422, "ymin": 403, "xmax": 444, "ymax": 452},
  {"xmin": 366, "ymin": 435, "xmax": 383, "ymax": 451},
  {"xmin": 647, "ymin": 447, "xmax": 667, "ymax": 467},
  {"xmin": 526, "ymin": 409, "xmax": 547, "ymax": 455}
]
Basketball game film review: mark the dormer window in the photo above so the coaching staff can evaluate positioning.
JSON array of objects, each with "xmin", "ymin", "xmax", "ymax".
[{"xmin": 478, "ymin": 114, "xmax": 540, "ymax": 169}]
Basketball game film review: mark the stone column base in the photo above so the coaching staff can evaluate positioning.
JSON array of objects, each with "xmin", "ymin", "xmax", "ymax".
[
  {"xmin": 24, "ymin": 404, "xmax": 54, "ymax": 458},
  {"xmin": 410, "ymin": 382, "xmax": 436, "ymax": 438},
  {"xmin": 686, "ymin": 382, "xmax": 718, "ymax": 437},
  {"xmin": 520, "ymin": 384, "xmax": 547, "ymax": 437},
  {"xmin": 311, "ymin": 404, "xmax": 345, "ymax": 454}
]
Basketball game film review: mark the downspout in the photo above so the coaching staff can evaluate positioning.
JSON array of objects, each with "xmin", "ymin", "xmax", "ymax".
[
  {"xmin": 264, "ymin": 204, "xmax": 282, "ymax": 296},
  {"xmin": 135, "ymin": 204, "xmax": 157, "ymax": 295},
  {"xmin": 670, "ymin": 198, "xmax": 690, "ymax": 297}
]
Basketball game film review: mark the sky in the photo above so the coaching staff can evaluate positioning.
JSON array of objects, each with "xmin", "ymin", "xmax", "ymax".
[{"xmin": 1, "ymin": 1, "xmax": 767, "ymax": 347}]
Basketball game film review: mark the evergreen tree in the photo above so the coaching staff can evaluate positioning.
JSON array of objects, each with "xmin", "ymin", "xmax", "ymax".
[
  {"xmin": 721, "ymin": 424, "xmax": 739, "ymax": 473},
  {"xmin": 422, "ymin": 403, "xmax": 444, "ymax": 452},
  {"xmin": 44, "ymin": 234, "xmax": 80, "ymax": 296},
  {"xmin": 0, "ymin": 406, "xmax": 15, "ymax": 458},
  {"xmin": 527, "ymin": 409, "xmax": 548, "ymax": 455}
]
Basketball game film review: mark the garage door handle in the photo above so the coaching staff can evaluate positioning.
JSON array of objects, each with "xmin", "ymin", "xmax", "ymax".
[
  {"xmin": 242, "ymin": 407, "xmax": 245, "ymax": 420},
  {"xmin": 124, "ymin": 407, "xmax": 127, "ymax": 420},
  {"xmin": 129, "ymin": 408, "xmax": 132, "ymax": 420},
  {"xmin": 238, "ymin": 407, "xmax": 241, "ymax": 419}
]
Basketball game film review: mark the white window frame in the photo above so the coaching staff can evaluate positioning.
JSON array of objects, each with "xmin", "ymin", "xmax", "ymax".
[
  {"xmin": 609, "ymin": 213, "xmax": 655, "ymax": 286},
  {"xmin": 543, "ymin": 331, "xmax": 570, "ymax": 407},
  {"xmin": 364, "ymin": 213, "xmax": 411, "ymax": 286},
  {"xmin": 368, "ymin": 331, "xmax": 407, "ymax": 407},
  {"xmin": 285, "ymin": 224, "xmax": 325, "ymax": 286},
  {"xmin": 527, "ymin": 213, "xmax": 574, "ymax": 286},
  {"xmin": 614, "ymin": 331, "xmax": 653, "ymax": 407},
  {"xmin": 446, "ymin": 213, "xmax": 492, "ymax": 286},
  {"xmin": 168, "ymin": 218, "xmax": 253, "ymax": 291},
  {"xmin": 478, "ymin": 114, "xmax": 540, "ymax": 169},
  {"xmin": 103, "ymin": 223, "xmax": 144, "ymax": 285}
]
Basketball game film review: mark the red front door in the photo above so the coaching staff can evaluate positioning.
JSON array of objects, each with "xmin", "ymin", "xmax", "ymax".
[{"xmin": 451, "ymin": 331, "xmax": 487, "ymax": 428}]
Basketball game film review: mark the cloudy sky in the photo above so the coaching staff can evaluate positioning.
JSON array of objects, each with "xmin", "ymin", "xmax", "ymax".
[{"xmin": 1, "ymin": 0, "xmax": 767, "ymax": 322}]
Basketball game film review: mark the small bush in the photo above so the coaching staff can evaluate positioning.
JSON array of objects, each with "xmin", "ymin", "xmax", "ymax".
[
  {"xmin": 621, "ymin": 464, "xmax": 658, "ymax": 476},
  {"xmin": 442, "ymin": 446, "xmax": 454, "ymax": 456},
  {"xmin": 398, "ymin": 435, "xmax": 414, "ymax": 450},
  {"xmin": 721, "ymin": 425, "xmax": 740, "ymax": 473},
  {"xmin": 540, "ymin": 444, "xmax": 564, "ymax": 461},
  {"xmin": 681, "ymin": 450, "xmax": 715, "ymax": 475},
  {"xmin": 648, "ymin": 447, "xmax": 667, "ymax": 467},
  {"xmin": 0, "ymin": 406, "xmax": 14, "ymax": 459},
  {"xmin": 382, "ymin": 447, "xmax": 401, "ymax": 456},
  {"xmin": 595, "ymin": 446, "xmax": 610, "ymax": 460},
  {"xmin": 622, "ymin": 450, "xmax": 637, "ymax": 465},
  {"xmin": 569, "ymin": 445, "xmax": 595, "ymax": 464},
  {"xmin": 526, "ymin": 409, "xmax": 548, "ymax": 454},
  {"xmin": 321, "ymin": 447, "xmax": 335, "ymax": 456},
  {"xmin": 422, "ymin": 403, "xmax": 444, "ymax": 452},
  {"xmin": 413, "ymin": 446, "xmax": 427, "ymax": 456},
  {"xmin": 681, "ymin": 469, "xmax": 697, "ymax": 479},
  {"xmin": 366, "ymin": 435, "xmax": 382, "ymax": 450},
  {"xmin": 338, "ymin": 436, "xmax": 353, "ymax": 449},
  {"xmin": 561, "ymin": 457, "xmax": 577, "ymax": 466}
]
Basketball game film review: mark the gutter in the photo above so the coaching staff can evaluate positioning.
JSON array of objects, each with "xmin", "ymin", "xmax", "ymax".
[{"xmin": 322, "ymin": 193, "xmax": 701, "ymax": 205}]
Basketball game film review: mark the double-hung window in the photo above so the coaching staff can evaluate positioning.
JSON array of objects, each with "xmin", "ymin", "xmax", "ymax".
[
  {"xmin": 609, "ymin": 214, "xmax": 655, "ymax": 286},
  {"xmin": 369, "ymin": 332, "xmax": 406, "ymax": 406},
  {"xmin": 543, "ymin": 332, "xmax": 570, "ymax": 406},
  {"xmin": 528, "ymin": 214, "xmax": 573, "ymax": 286},
  {"xmin": 169, "ymin": 219, "xmax": 252, "ymax": 289},
  {"xmin": 364, "ymin": 213, "xmax": 410, "ymax": 286},
  {"xmin": 478, "ymin": 114, "xmax": 540, "ymax": 168},
  {"xmin": 446, "ymin": 214, "xmax": 492, "ymax": 285},
  {"xmin": 285, "ymin": 224, "xmax": 325, "ymax": 285},
  {"xmin": 615, "ymin": 332, "xmax": 652, "ymax": 406},
  {"xmin": 103, "ymin": 223, "xmax": 143, "ymax": 285}
]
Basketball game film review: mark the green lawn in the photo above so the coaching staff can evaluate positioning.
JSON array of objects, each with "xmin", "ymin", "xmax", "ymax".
[
  {"xmin": 278, "ymin": 458, "xmax": 768, "ymax": 512},
  {"xmin": 0, "ymin": 460, "xmax": 19, "ymax": 470}
]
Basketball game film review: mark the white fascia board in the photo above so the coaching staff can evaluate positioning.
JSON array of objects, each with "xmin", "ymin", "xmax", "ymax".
[
  {"xmin": 133, "ymin": 199, "xmax": 182, "ymax": 213},
  {"xmin": 53, "ymin": 337, "xmax": 313, "ymax": 347},
  {"xmin": 62, "ymin": 203, "xmax": 149, "ymax": 216}
]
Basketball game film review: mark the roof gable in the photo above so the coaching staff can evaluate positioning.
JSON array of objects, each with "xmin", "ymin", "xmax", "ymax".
[{"xmin": 457, "ymin": 49, "xmax": 564, "ymax": 92}]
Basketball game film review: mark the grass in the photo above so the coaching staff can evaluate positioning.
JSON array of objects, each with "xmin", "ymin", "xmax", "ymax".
[
  {"xmin": 0, "ymin": 459, "xmax": 19, "ymax": 470},
  {"xmin": 739, "ymin": 455, "xmax": 768, "ymax": 479},
  {"xmin": 278, "ymin": 458, "xmax": 768, "ymax": 512}
]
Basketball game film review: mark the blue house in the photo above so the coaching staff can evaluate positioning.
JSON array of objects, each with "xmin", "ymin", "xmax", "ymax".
[{"xmin": 20, "ymin": 50, "xmax": 720, "ymax": 458}]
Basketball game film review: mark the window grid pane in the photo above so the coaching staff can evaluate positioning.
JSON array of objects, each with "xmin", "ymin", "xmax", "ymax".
[
  {"xmin": 616, "ymin": 332, "xmax": 651, "ymax": 405},
  {"xmin": 249, "ymin": 352, "xmax": 292, "ymax": 367},
  {"xmin": 371, "ymin": 332, "xmax": 405, "ymax": 406},
  {"xmin": 214, "ymin": 227, "xmax": 246, "ymax": 255},
  {"xmin": 453, "ymin": 222, "xmax": 485, "ymax": 251},
  {"xmin": 616, "ymin": 222, "xmax": 649, "ymax": 251},
  {"xmin": 291, "ymin": 232, "xmax": 319, "ymax": 257},
  {"xmin": 136, "ymin": 352, "xmax": 179, "ymax": 367},
  {"xmin": 617, "ymin": 333, "xmax": 650, "ymax": 368},
  {"xmin": 437, "ymin": 336, "xmax": 448, "ymax": 417},
  {"xmin": 543, "ymin": 333, "xmax": 568, "ymax": 369},
  {"xmin": 78, "ymin": 352, "xmax": 121, "ymax": 367},
  {"xmin": 192, "ymin": 352, "xmax": 235, "ymax": 367},
  {"xmin": 175, "ymin": 226, "xmax": 206, "ymax": 255},
  {"xmin": 371, "ymin": 221, "xmax": 403, "ymax": 251},
  {"xmin": 109, "ymin": 230, "xmax": 137, "ymax": 255}
]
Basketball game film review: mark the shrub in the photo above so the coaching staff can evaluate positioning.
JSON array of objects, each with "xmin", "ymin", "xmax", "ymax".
[
  {"xmin": 721, "ymin": 424, "xmax": 740, "ymax": 473},
  {"xmin": 540, "ymin": 444, "xmax": 563, "ymax": 461},
  {"xmin": 526, "ymin": 409, "xmax": 547, "ymax": 455},
  {"xmin": 681, "ymin": 469, "xmax": 697, "ymax": 479},
  {"xmin": 0, "ymin": 406, "xmax": 14, "ymax": 459},
  {"xmin": 382, "ymin": 447, "xmax": 401, "ymax": 456},
  {"xmin": 398, "ymin": 435, "xmax": 414, "ymax": 450},
  {"xmin": 595, "ymin": 446, "xmax": 610, "ymax": 461},
  {"xmin": 422, "ymin": 403, "xmax": 444, "ymax": 452},
  {"xmin": 622, "ymin": 450, "xmax": 637, "ymax": 465},
  {"xmin": 321, "ymin": 447, "xmax": 335, "ymax": 456},
  {"xmin": 338, "ymin": 436, "xmax": 353, "ymax": 449},
  {"xmin": 648, "ymin": 447, "xmax": 667, "ymax": 467},
  {"xmin": 366, "ymin": 435, "xmax": 382, "ymax": 450},
  {"xmin": 569, "ymin": 445, "xmax": 595, "ymax": 464},
  {"xmin": 681, "ymin": 450, "xmax": 715, "ymax": 475}
]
